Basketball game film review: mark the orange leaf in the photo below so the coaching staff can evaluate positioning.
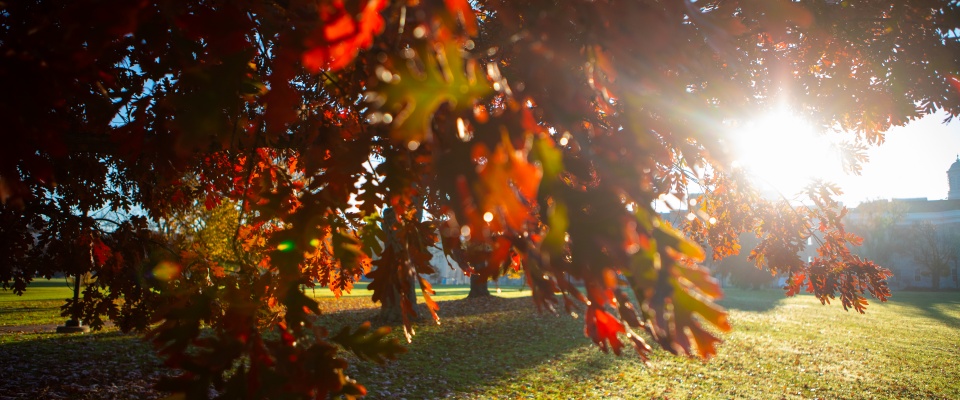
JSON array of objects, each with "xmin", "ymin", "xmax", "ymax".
[
  {"xmin": 444, "ymin": 0, "xmax": 478, "ymax": 36},
  {"xmin": 948, "ymin": 74, "xmax": 960, "ymax": 95},
  {"xmin": 302, "ymin": 0, "xmax": 387, "ymax": 72},
  {"xmin": 324, "ymin": 14, "xmax": 355, "ymax": 42},
  {"xmin": 585, "ymin": 306, "xmax": 627, "ymax": 355}
]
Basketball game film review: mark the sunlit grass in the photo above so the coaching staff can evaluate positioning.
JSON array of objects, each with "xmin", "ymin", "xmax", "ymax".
[
  {"xmin": 340, "ymin": 289, "xmax": 960, "ymax": 399},
  {"xmin": 0, "ymin": 279, "xmax": 533, "ymax": 327},
  {"xmin": 3, "ymin": 280, "xmax": 959, "ymax": 399},
  {"xmin": 0, "ymin": 280, "xmax": 74, "ymax": 327},
  {"xmin": 308, "ymin": 281, "xmax": 532, "ymax": 300},
  {"xmin": 0, "ymin": 279, "xmax": 76, "ymax": 302}
]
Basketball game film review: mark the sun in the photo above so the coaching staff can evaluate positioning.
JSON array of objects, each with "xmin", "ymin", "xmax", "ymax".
[{"xmin": 727, "ymin": 110, "xmax": 845, "ymax": 199}]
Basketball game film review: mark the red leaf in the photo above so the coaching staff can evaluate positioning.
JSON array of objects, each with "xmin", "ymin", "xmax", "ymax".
[
  {"xmin": 92, "ymin": 239, "xmax": 112, "ymax": 266},
  {"xmin": 302, "ymin": 0, "xmax": 387, "ymax": 72},
  {"xmin": 204, "ymin": 193, "xmax": 222, "ymax": 211},
  {"xmin": 948, "ymin": 74, "xmax": 960, "ymax": 95},
  {"xmin": 584, "ymin": 306, "xmax": 626, "ymax": 355},
  {"xmin": 324, "ymin": 13, "xmax": 356, "ymax": 42},
  {"xmin": 785, "ymin": 273, "xmax": 805, "ymax": 296},
  {"xmin": 444, "ymin": 0, "xmax": 478, "ymax": 36}
]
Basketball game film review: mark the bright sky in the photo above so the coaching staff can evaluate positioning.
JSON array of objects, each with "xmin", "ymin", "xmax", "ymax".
[{"xmin": 730, "ymin": 110, "xmax": 960, "ymax": 207}]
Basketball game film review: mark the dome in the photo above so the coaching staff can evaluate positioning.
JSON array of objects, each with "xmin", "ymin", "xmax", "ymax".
[{"xmin": 950, "ymin": 156, "xmax": 960, "ymax": 200}]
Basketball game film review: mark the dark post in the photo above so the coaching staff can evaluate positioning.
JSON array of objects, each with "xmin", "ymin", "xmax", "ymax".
[
  {"xmin": 56, "ymin": 272, "xmax": 90, "ymax": 333},
  {"xmin": 57, "ymin": 223, "xmax": 93, "ymax": 334}
]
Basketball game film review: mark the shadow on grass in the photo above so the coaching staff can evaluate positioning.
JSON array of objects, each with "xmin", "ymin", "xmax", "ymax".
[
  {"xmin": 312, "ymin": 288, "xmax": 808, "ymax": 397},
  {"xmin": 0, "ymin": 330, "xmax": 163, "ymax": 399},
  {"xmin": 715, "ymin": 287, "xmax": 790, "ymax": 313},
  {"xmin": 318, "ymin": 295, "xmax": 594, "ymax": 398},
  {"xmin": 885, "ymin": 290, "xmax": 960, "ymax": 328}
]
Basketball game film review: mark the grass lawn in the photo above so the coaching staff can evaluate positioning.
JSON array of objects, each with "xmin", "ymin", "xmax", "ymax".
[
  {"xmin": 0, "ymin": 280, "xmax": 527, "ymax": 327},
  {"xmin": 0, "ymin": 279, "xmax": 76, "ymax": 327},
  {"xmin": 339, "ymin": 288, "xmax": 960, "ymax": 399},
  {"xmin": 1, "ymin": 282, "xmax": 958, "ymax": 399}
]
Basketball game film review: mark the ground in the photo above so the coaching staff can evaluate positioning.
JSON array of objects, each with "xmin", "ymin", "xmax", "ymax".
[{"xmin": 1, "ymin": 281, "xmax": 959, "ymax": 399}]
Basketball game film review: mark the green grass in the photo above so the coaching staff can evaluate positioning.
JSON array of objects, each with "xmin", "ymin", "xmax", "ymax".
[
  {"xmin": 0, "ymin": 279, "xmax": 76, "ymax": 302},
  {"xmin": 336, "ymin": 289, "xmax": 960, "ymax": 399},
  {"xmin": 309, "ymin": 281, "xmax": 532, "ymax": 300},
  {"xmin": 0, "ymin": 280, "xmax": 530, "ymax": 327},
  {"xmin": 0, "ymin": 279, "xmax": 76, "ymax": 327},
  {"xmin": 2, "ymin": 283, "xmax": 959, "ymax": 399}
]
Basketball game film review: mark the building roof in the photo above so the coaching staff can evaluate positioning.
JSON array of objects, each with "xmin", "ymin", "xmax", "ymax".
[
  {"xmin": 855, "ymin": 198, "xmax": 960, "ymax": 214},
  {"xmin": 850, "ymin": 198, "xmax": 960, "ymax": 227},
  {"xmin": 949, "ymin": 156, "xmax": 960, "ymax": 172},
  {"xmin": 897, "ymin": 198, "xmax": 960, "ymax": 213}
]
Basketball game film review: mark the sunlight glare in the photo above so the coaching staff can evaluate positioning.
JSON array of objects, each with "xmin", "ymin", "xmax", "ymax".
[{"xmin": 729, "ymin": 111, "xmax": 844, "ymax": 198}]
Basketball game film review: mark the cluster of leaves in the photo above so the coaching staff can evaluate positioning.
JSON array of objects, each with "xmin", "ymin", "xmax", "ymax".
[{"xmin": 2, "ymin": 0, "xmax": 959, "ymax": 398}]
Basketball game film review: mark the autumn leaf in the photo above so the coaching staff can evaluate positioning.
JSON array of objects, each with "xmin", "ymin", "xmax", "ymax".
[
  {"xmin": 330, "ymin": 321, "xmax": 408, "ymax": 364},
  {"xmin": 444, "ymin": 0, "xmax": 478, "ymax": 36},
  {"xmin": 584, "ymin": 306, "xmax": 627, "ymax": 355},
  {"xmin": 373, "ymin": 39, "xmax": 493, "ymax": 146},
  {"xmin": 303, "ymin": 0, "xmax": 388, "ymax": 72}
]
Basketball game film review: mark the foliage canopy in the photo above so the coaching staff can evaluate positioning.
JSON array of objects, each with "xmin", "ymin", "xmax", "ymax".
[{"xmin": 2, "ymin": 0, "xmax": 959, "ymax": 397}]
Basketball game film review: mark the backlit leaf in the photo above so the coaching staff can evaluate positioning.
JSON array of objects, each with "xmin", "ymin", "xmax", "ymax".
[{"xmin": 374, "ymin": 40, "xmax": 493, "ymax": 145}]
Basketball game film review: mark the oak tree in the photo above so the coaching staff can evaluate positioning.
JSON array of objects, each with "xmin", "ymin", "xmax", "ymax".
[
  {"xmin": 901, "ymin": 222, "xmax": 960, "ymax": 290},
  {"xmin": 2, "ymin": 0, "xmax": 959, "ymax": 398},
  {"xmin": 848, "ymin": 199, "xmax": 907, "ymax": 268}
]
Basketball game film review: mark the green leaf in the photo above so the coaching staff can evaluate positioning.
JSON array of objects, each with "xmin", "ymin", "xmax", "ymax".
[
  {"xmin": 653, "ymin": 223, "xmax": 706, "ymax": 262},
  {"xmin": 332, "ymin": 229, "xmax": 364, "ymax": 271},
  {"xmin": 373, "ymin": 40, "xmax": 493, "ymax": 145},
  {"xmin": 359, "ymin": 214, "xmax": 385, "ymax": 257},
  {"xmin": 532, "ymin": 136, "xmax": 564, "ymax": 187},
  {"xmin": 543, "ymin": 201, "xmax": 569, "ymax": 255}
]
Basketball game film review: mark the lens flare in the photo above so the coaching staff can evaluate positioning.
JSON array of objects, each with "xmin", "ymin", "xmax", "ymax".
[
  {"xmin": 152, "ymin": 261, "xmax": 181, "ymax": 281},
  {"xmin": 277, "ymin": 241, "xmax": 295, "ymax": 252}
]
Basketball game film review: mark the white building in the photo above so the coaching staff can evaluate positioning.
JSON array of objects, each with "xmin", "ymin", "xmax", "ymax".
[{"xmin": 846, "ymin": 157, "xmax": 960, "ymax": 289}]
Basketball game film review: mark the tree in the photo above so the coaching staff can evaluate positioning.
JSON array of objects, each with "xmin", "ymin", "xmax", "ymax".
[
  {"xmin": 447, "ymin": 241, "xmax": 495, "ymax": 298},
  {"xmin": 902, "ymin": 222, "xmax": 959, "ymax": 290},
  {"xmin": 369, "ymin": 206, "xmax": 433, "ymax": 323},
  {"xmin": 848, "ymin": 199, "xmax": 907, "ymax": 268},
  {"xmin": 713, "ymin": 234, "xmax": 778, "ymax": 289},
  {"xmin": 2, "ymin": 0, "xmax": 958, "ymax": 397}
]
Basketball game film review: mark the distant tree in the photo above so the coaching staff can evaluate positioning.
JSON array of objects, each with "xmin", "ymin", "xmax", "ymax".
[
  {"xmin": 444, "ymin": 241, "xmax": 503, "ymax": 299},
  {"xmin": 3, "ymin": 1, "xmax": 958, "ymax": 398},
  {"xmin": 462, "ymin": 246, "xmax": 493, "ymax": 298},
  {"xmin": 713, "ymin": 235, "xmax": 777, "ymax": 289},
  {"xmin": 848, "ymin": 200, "xmax": 907, "ymax": 267},
  {"xmin": 902, "ymin": 222, "xmax": 959, "ymax": 290}
]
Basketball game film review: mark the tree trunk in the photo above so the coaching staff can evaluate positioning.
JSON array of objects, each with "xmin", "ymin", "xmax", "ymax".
[
  {"xmin": 932, "ymin": 272, "xmax": 941, "ymax": 290},
  {"xmin": 378, "ymin": 207, "xmax": 420, "ymax": 322},
  {"xmin": 467, "ymin": 274, "xmax": 491, "ymax": 298},
  {"xmin": 379, "ymin": 273, "xmax": 419, "ymax": 322}
]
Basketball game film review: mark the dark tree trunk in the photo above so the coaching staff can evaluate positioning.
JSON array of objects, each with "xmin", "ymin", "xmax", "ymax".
[
  {"xmin": 932, "ymin": 272, "xmax": 941, "ymax": 290},
  {"xmin": 467, "ymin": 274, "xmax": 491, "ymax": 298},
  {"xmin": 377, "ymin": 207, "xmax": 420, "ymax": 322},
  {"xmin": 379, "ymin": 273, "xmax": 419, "ymax": 322}
]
